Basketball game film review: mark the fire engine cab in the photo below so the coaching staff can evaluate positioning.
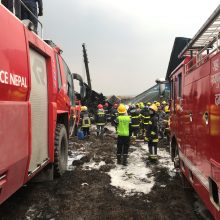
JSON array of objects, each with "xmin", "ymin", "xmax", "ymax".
[
  {"xmin": 0, "ymin": 3, "xmax": 78, "ymax": 204},
  {"xmin": 169, "ymin": 5, "xmax": 220, "ymax": 219}
]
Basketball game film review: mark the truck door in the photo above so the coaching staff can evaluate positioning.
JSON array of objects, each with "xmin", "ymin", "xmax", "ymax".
[
  {"xmin": 209, "ymin": 54, "xmax": 220, "ymax": 187},
  {"xmin": 182, "ymin": 77, "xmax": 196, "ymax": 162},
  {"xmin": 29, "ymin": 48, "xmax": 48, "ymax": 173},
  {"xmin": 194, "ymin": 65, "xmax": 210, "ymax": 180}
]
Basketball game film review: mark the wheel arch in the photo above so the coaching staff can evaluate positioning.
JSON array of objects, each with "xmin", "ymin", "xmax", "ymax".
[{"xmin": 57, "ymin": 112, "xmax": 69, "ymax": 138}]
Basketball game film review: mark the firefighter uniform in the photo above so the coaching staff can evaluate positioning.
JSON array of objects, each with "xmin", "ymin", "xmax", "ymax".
[
  {"xmin": 147, "ymin": 105, "xmax": 159, "ymax": 160},
  {"xmin": 116, "ymin": 104, "xmax": 131, "ymax": 166},
  {"xmin": 130, "ymin": 108, "xmax": 141, "ymax": 140},
  {"xmin": 140, "ymin": 106, "xmax": 151, "ymax": 142},
  {"xmin": 110, "ymin": 105, "xmax": 118, "ymax": 129},
  {"xmin": 162, "ymin": 106, "xmax": 170, "ymax": 144},
  {"xmin": 80, "ymin": 106, "xmax": 91, "ymax": 137},
  {"xmin": 96, "ymin": 109, "xmax": 106, "ymax": 136}
]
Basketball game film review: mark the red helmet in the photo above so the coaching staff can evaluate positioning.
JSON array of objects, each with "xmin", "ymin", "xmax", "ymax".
[
  {"xmin": 105, "ymin": 102, "xmax": 109, "ymax": 107},
  {"xmin": 98, "ymin": 104, "xmax": 103, "ymax": 109}
]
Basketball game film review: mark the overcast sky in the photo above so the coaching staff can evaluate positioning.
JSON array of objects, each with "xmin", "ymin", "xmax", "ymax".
[{"xmin": 42, "ymin": 1, "xmax": 219, "ymax": 96}]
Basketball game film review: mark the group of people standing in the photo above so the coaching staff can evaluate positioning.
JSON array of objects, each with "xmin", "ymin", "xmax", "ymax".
[
  {"xmin": 78, "ymin": 104, "xmax": 108, "ymax": 138},
  {"xmin": 1, "ymin": 0, "xmax": 43, "ymax": 33},
  {"xmin": 77, "ymin": 101, "xmax": 170, "ymax": 167},
  {"xmin": 115, "ymin": 101, "xmax": 170, "ymax": 166}
]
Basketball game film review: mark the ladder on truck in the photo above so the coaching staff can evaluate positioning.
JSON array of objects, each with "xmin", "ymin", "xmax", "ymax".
[{"xmin": 179, "ymin": 5, "xmax": 220, "ymax": 74}]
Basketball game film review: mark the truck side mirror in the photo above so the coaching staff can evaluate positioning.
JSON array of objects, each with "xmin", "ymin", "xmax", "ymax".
[{"xmin": 72, "ymin": 73, "xmax": 86, "ymax": 99}]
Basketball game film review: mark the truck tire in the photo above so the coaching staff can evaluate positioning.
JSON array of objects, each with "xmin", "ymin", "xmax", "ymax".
[{"xmin": 54, "ymin": 124, "xmax": 68, "ymax": 177}]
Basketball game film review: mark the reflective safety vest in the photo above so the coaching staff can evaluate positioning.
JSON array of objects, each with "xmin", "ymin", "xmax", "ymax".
[
  {"xmin": 131, "ymin": 114, "xmax": 141, "ymax": 127},
  {"xmin": 96, "ymin": 111, "xmax": 106, "ymax": 126},
  {"xmin": 148, "ymin": 114, "xmax": 158, "ymax": 142},
  {"xmin": 142, "ymin": 115, "xmax": 150, "ymax": 125},
  {"xmin": 117, "ymin": 115, "xmax": 130, "ymax": 136},
  {"xmin": 82, "ymin": 114, "xmax": 91, "ymax": 128}
]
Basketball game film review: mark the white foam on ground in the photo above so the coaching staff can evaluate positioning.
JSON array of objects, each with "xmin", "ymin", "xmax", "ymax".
[
  {"xmin": 108, "ymin": 144, "xmax": 155, "ymax": 195},
  {"xmin": 108, "ymin": 141, "xmax": 175, "ymax": 196},
  {"xmin": 157, "ymin": 147, "xmax": 177, "ymax": 177},
  {"xmin": 83, "ymin": 160, "xmax": 106, "ymax": 170}
]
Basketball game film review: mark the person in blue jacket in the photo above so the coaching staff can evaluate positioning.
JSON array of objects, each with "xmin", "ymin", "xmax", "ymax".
[{"xmin": 21, "ymin": 0, "xmax": 43, "ymax": 33}]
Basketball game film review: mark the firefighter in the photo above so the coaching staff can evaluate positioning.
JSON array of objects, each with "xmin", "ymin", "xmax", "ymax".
[
  {"xmin": 95, "ymin": 104, "xmax": 106, "ymax": 136},
  {"xmin": 162, "ymin": 105, "xmax": 171, "ymax": 145},
  {"xmin": 140, "ymin": 104, "xmax": 151, "ymax": 142},
  {"xmin": 157, "ymin": 101, "xmax": 166, "ymax": 139},
  {"xmin": 103, "ymin": 102, "xmax": 110, "ymax": 121},
  {"xmin": 130, "ymin": 105, "xmax": 141, "ymax": 141},
  {"xmin": 80, "ymin": 106, "xmax": 91, "ymax": 137},
  {"xmin": 116, "ymin": 104, "xmax": 131, "ymax": 166},
  {"xmin": 146, "ymin": 102, "xmax": 151, "ymax": 107},
  {"xmin": 110, "ymin": 103, "xmax": 118, "ymax": 129},
  {"xmin": 21, "ymin": 0, "xmax": 43, "ymax": 33},
  {"xmin": 147, "ymin": 104, "xmax": 159, "ymax": 160}
]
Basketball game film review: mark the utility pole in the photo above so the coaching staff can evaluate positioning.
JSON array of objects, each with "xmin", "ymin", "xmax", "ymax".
[{"xmin": 82, "ymin": 43, "xmax": 92, "ymax": 89}]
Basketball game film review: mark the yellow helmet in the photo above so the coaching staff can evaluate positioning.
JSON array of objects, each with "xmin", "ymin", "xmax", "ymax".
[
  {"xmin": 81, "ymin": 106, "xmax": 87, "ymax": 111},
  {"xmin": 147, "ymin": 102, "xmax": 151, "ymax": 106},
  {"xmin": 135, "ymin": 103, "xmax": 140, "ymax": 108},
  {"xmin": 117, "ymin": 104, "xmax": 126, "ymax": 114},
  {"xmin": 154, "ymin": 101, "xmax": 157, "ymax": 104},
  {"xmin": 149, "ymin": 104, "xmax": 158, "ymax": 112},
  {"xmin": 164, "ymin": 105, "xmax": 170, "ymax": 113},
  {"xmin": 140, "ymin": 102, "xmax": 144, "ymax": 109},
  {"xmin": 162, "ymin": 101, "xmax": 167, "ymax": 105},
  {"xmin": 155, "ymin": 102, "xmax": 160, "ymax": 107}
]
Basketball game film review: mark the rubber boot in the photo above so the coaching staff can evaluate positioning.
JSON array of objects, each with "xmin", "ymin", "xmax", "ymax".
[
  {"xmin": 122, "ymin": 155, "xmax": 128, "ymax": 166},
  {"xmin": 117, "ymin": 155, "xmax": 121, "ymax": 164}
]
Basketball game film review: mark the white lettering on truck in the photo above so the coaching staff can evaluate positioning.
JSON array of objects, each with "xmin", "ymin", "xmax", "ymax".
[
  {"xmin": 211, "ymin": 72, "xmax": 220, "ymax": 89},
  {"xmin": 0, "ymin": 70, "xmax": 27, "ymax": 88}
]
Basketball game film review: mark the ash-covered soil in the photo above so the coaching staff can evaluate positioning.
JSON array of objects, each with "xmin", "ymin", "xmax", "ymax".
[{"xmin": 0, "ymin": 127, "xmax": 213, "ymax": 220}]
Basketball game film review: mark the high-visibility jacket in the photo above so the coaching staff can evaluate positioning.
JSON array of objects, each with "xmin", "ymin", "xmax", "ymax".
[
  {"xmin": 81, "ymin": 112, "xmax": 91, "ymax": 128},
  {"xmin": 116, "ymin": 115, "xmax": 131, "ymax": 136}
]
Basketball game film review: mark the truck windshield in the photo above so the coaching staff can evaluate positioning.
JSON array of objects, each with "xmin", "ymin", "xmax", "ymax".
[{"xmin": 62, "ymin": 58, "xmax": 74, "ymax": 106}]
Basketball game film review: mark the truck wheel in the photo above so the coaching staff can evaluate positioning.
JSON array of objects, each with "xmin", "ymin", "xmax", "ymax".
[{"xmin": 54, "ymin": 124, "xmax": 68, "ymax": 177}]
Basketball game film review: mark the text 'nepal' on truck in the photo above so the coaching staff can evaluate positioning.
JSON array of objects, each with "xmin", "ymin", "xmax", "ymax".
[
  {"xmin": 169, "ymin": 4, "xmax": 220, "ymax": 220},
  {"xmin": 0, "ymin": 3, "xmax": 81, "ymax": 204}
]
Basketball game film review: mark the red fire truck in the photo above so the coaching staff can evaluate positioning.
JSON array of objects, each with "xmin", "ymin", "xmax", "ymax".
[
  {"xmin": 0, "ymin": 4, "xmax": 80, "ymax": 204},
  {"xmin": 169, "ymin": 5, "xmax": 220, "ymax": 219}
]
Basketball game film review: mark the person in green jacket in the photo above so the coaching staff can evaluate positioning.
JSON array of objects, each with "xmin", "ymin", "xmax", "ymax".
[{"xmin": 116, "ymin": 104, "xmax": 131, "ymax": 166}]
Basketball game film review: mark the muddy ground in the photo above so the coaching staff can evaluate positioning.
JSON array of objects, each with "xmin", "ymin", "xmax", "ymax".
[{"xmin": 0, "ymin": 127, "xmax": 214, "ymax": 220}]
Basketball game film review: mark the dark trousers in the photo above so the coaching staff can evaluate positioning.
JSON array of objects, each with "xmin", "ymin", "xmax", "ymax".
[
  {"xmin": 130, "ymin": 126, "xmax": 139, "ymax": 137},
  {"xmin": 148, "ymin": 140, "xmax": 157, "ymax": 155},
  {"xmin": 14, "ymin": 0, "xmax": 21, "ymax": 18},
  {"xmin": 82, "ymin": 127, "xmax": 90, "ymax": 136},
  {"xmin": 97, "ymin": 125, "xmax": 104, "ymax": 135},
  {"xmin": 21, "ymin": 1, "xmax": 38, "ymax": 32},
  {"xmin": 2, "ymin": 0, "xmax": 13, "ymax": 12},
  {"xmin": 1, "ymin": 0, "xmax": 21, "ymax": 18},
  {"xmin": 143, "ymin": 124, "xmax": 149, "ymax": 136},
  {"xmin": 117, "ymin": 136, "xmax": 130, "ymax": 156}
]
